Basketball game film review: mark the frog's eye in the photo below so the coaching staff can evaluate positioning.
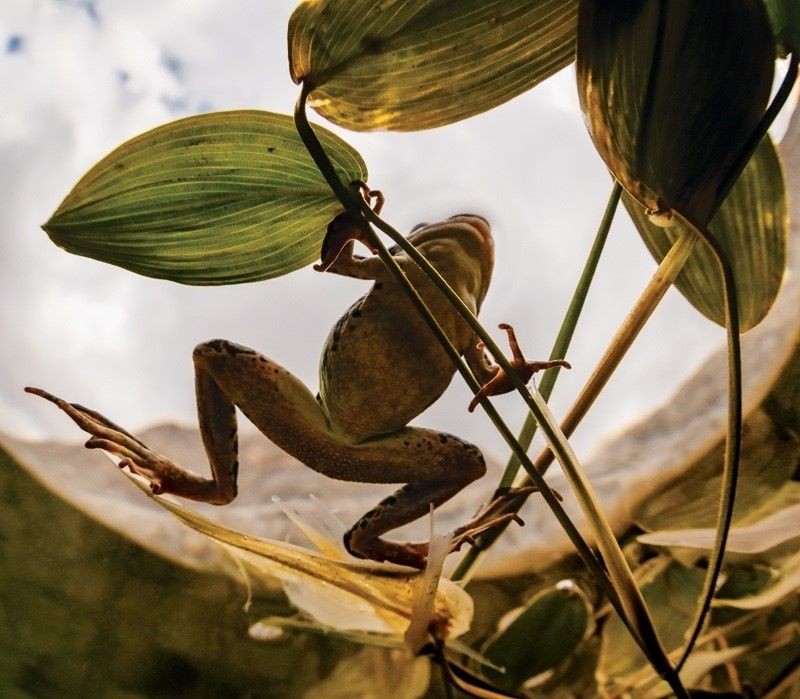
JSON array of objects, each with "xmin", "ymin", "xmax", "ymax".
[{"xmin": 410, "ymin": 222, "xmax": 429, "ymax": 233}]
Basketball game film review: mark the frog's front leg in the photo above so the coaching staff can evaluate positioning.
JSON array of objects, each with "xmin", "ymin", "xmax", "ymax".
[{"xmin": 467, "ymin": 323, "xmax": 571, "ymax": 412}]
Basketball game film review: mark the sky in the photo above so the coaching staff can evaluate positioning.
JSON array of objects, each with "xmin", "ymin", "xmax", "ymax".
[{"xmin": 1, "ymin": 0, "xmax": 787, "ymax": 467}]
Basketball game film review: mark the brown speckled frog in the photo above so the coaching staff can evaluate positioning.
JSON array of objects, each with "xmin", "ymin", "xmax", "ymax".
[{"xmin": 27, "ymin": 214, "xmax": 565, "ymax": 568}]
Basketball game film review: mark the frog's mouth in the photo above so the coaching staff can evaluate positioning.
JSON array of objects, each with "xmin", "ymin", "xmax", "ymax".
[
  {"xmin": 447, "ymin": 213, "xmax": 494, "ymax": 305},
  {"xmin": 406, "ymin": 213, "xmax": 495, "ymax": 306}
]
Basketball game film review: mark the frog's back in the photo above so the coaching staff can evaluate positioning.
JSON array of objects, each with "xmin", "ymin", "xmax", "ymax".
[{"xmin": 318, "ymin": 217, "xmax": 492, "ymax": 443}]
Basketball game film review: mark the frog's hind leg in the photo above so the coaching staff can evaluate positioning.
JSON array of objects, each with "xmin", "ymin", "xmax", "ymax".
[
  {"xmin": 26, "ymin": 338, "xmax": 332, "ymax": 506},
  {"xmin": 341, "ymin": 430, "xmax": 490, "ymax": 568}
]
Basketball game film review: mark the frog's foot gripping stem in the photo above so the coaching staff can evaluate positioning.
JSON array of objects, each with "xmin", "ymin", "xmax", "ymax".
[
  {"xmin": 448, "ymin": 485, "xmax": 551, "ymax": 553},
  {"xmin": 24, "ymin": 386, "xmax": 226, "ymax": 503},
  {"xmin": 314, "ymin": 181, "xmax": 384, "ymax": 272},
  {"xmin": 467, "ymin": 323, "xmax": 571, "ymax": 412}
]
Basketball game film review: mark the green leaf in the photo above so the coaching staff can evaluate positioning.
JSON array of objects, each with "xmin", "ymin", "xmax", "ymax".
[
  {"xmin": 625, "ymin": 137, "xmax": 787, "ymax": 331},
  {"xmin": 764, "ymin": 0, "xmax": 800, "ymax": 56},
  {"xmin": 715, "ymin": 551, "xmax": 800, "ymax": 610},
  {"xmin": 577, "ymin": 0, "xmax": 775, "ymax": 224},
  {"xmin": 288, "ymin": 0, "xmax": 577, "ymax": 132},
  {"xmin": 43, "ymin": 110, "xmax": 367, "ymax": 285},
  {"xmin": 481, "ymin": 582, "xmax": 591, "ymax": 690}
]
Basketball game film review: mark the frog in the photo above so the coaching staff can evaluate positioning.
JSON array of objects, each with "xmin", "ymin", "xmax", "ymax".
[{"xmin": 27, "ymin": 211, "xmax": 567, "ymax": 568}]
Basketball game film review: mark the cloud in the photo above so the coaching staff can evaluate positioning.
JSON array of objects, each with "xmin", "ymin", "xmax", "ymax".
[{"xmin": 2, "ymin": 0, "xmax": 722, "ymax": 468}]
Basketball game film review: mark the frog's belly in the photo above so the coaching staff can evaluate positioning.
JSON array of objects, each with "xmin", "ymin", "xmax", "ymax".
[{"xmin": 319, "ymin": 314, "xmax": 458, "ymax": 442}]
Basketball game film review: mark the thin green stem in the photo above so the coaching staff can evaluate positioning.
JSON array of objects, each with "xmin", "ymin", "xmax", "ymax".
[
  {"xmin": 714, "ymin": 52, "xmax": 798, "ymax": 212},
  {"xmin": 672, "ymin": 54, "xmax": 798, "ymax": 669},
  {"xmin": 294, "ymin": 82, "xmax": 364, "ymax": 219},
  {"xmin": 673, "ymin": 213, "xmax": 741, "ymax": 672},
  {"xmin": 522, "ymin": 228, "xmax": 697, "ymax": 480},
  {"xmin": 505, "ymin": 181, "xmax": 622, "ymax": 485},
  {"xmin": 453, "ymin": 181, "xmax": 621, "ymax": 581},
  {"xmin": 528, "ymin": 386, "xmax": 681, "ymax": 687}
]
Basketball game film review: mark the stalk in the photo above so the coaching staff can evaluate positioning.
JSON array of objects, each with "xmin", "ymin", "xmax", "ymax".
[
  {"xmin": 524, "ymin": 228, "xmax": 696, "ymax": 480},
  {"xmin": 292, "ymin": 85, "xmax": 620, "ymax": 611},
  {"xmin": 294, "ymin": 86, "xmax": 686, "ymax": 696},
  {"xmin": 453, "ymin": 181, "xmax": 620, "ymax": 581},
  {"xmin": 672, "ymin": 213, "xmax": 741, "ymax": 671},
  {"xmin": 503, "ymin": 182, "xmax": 622, "ymax": 486}
]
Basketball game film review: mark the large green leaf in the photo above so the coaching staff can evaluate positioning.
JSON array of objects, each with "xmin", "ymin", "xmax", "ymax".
[
  {"xmin": 481, "ymin": 583, "xmax": 591, "ymax": 690},
  {"xmin": 625, "ymin": 137, "xmax": 787, "ymax": 331},
  {"xmin": 43, "ymin": 111, "xmax": 367, "ymax": 285},
  {"xmin": 577, "ymin": 0, "xmax": 775, "ymax": 225},
  {"xmin": 288, "ymin": 0, "xmax": 577, "ymax": 132}
]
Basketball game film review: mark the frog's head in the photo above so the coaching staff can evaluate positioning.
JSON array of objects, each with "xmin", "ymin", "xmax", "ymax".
[{"xmin": 408, "ymin": 214, "xmax": 494, "ymax": 308}]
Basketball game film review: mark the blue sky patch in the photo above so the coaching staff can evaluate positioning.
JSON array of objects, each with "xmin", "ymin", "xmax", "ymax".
[{"xmin": 5, "ymin": 35, "xmax": 24, "ymax": 54}]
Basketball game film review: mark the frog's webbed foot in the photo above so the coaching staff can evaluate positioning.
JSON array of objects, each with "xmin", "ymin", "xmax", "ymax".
[
  {"xmin": 24, "ymin": 386, "xmax": 224, "ymax": 502},
  {"xmin": 467, "ymin": 323, "xmax": 571, "ymax": 412}
]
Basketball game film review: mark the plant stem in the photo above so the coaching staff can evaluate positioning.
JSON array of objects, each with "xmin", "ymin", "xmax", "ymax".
[
  {"xmin": 453, "ymin": 180, "xmax": 621, "ymax": 581},
  {"xmin": 672, "ymin": 213, "xmax": 742, "ymax": 672},
  {"xmin": 522, "ymin": 227, "xmax": 697, "ymax": 481},
  {"xmin": 504, "ymin": 182, "xmax": 622, "ymax": 486},
  {"xmin": 715, "ymin": 53, "xmax": 798, "ymax": 210},
  {"xmin": 294, "ymin": 86, "xmax": 686, "ymax": 696},
  {"xmin": 528, "ymin": 386, "xmax": 687, "ymax": 694},
  {"xmin": 671, "ymin": 54, "xmax": 797, "ymax": 672}
]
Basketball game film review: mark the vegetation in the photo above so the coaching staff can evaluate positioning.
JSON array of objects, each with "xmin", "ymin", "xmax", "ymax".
[{"xmin": 4, "ymin": 1, "xmax": 800, "ymax": 696}]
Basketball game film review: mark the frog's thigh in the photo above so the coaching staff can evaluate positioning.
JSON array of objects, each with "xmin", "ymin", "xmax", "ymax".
[
  {"xmin": 196, "ymin": 340, "xmax": 483, "ymax": 486},
  {"xmin": 192, "ymin": 339, "xmax": 330, "ymax": 480}
]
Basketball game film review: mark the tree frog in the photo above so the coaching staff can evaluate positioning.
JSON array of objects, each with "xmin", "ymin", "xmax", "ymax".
[{"xmin": 27, "ymin": 213, "xmax": 565, "ymax": 568}]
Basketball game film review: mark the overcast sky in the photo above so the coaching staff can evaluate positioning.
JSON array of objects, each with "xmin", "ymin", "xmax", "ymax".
[{"xmin": 3, "ymin": 0, "xmax": 789, "ymax": 467}]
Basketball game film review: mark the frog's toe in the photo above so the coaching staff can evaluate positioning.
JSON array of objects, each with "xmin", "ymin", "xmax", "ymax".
[{"xmin": 450, "ymin": 512, "xmax": 524, "ymax": 554}]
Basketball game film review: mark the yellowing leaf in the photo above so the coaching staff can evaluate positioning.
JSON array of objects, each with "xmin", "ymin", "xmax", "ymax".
[
  {"xmin": 637, "ymin": 504, "xmax": 800, "ymax": 555},
  {"xmin": 44, "ymin": 111, "xmax": 367, "ymax": 284},
  {"xmin": 289, "ymin": 0, "xmax": 577, "ymax": 131},
  {"xmin": 131, "ymin": 478, "xmax": 472, "ymax": 641}
]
